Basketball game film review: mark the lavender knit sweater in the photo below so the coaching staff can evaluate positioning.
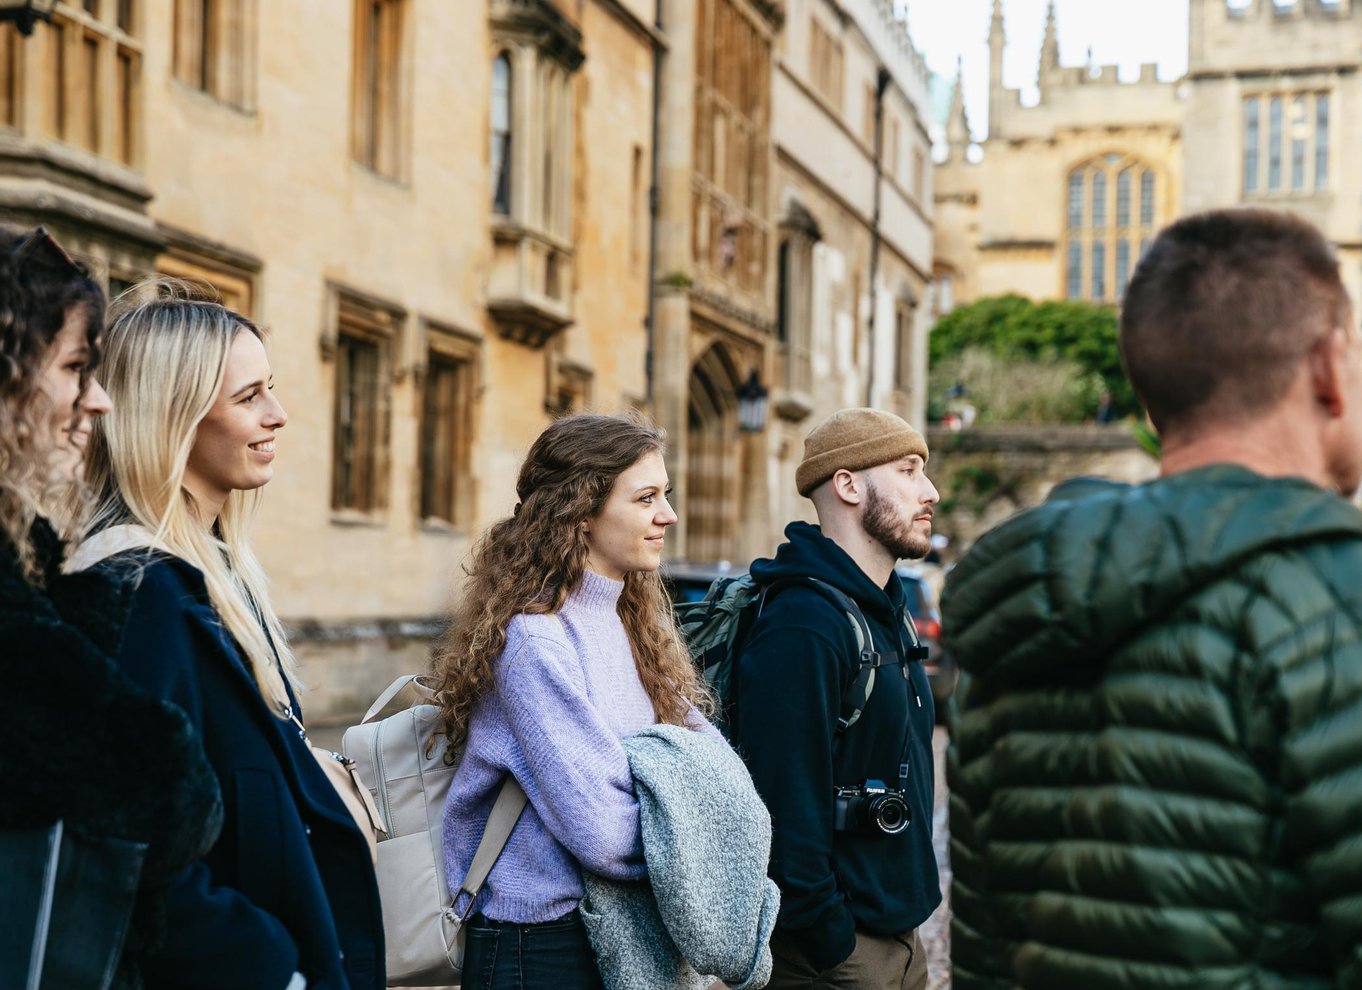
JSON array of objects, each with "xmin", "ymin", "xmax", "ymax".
[{"xmin": 442, "ymin": 569, "xmax": 721, "ymax": 923}]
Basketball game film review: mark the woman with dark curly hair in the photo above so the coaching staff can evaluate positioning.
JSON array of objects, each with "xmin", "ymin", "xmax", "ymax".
[
  {"xmin": 0, "ymin": 227, "xmax": 221, "ymax": 989},
  {"xmin": 434, "ymin": 412, "xmax": 719, "ymax": 990}
]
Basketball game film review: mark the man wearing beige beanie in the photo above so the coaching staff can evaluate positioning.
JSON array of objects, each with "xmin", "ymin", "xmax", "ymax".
[{"xmin": 732, "ymin": 408, "xmax": 941, "ymax": 989}]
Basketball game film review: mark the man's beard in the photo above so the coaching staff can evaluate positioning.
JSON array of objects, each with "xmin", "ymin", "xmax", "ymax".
[{"xmin": 863, "ymin": 480, "xmax": 930, "ymax": 560}]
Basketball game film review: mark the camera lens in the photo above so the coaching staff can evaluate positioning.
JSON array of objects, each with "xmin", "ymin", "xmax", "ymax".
[{"xmin": 866, "ymin": 793, "xmax": 910, "ymax": 835}]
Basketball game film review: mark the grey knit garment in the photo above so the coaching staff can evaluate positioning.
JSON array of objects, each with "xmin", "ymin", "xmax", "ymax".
[{"xmin": 582, "ymin": 723, "xmax": 780, "ymax": 990}]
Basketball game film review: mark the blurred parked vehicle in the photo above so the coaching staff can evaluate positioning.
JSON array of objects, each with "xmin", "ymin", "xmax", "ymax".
[
  {"xmin": 662, "ymin": 560, "xmax": 748, "ymax": 604},
  {"xmin": 897, "ymin": 564, "xmax": 957, "ymax": 723}
]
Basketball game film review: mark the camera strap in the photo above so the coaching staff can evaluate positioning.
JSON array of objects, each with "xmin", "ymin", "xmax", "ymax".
[
  {"xmin": 894, "ymin": 605, "xmax": 927, "ymax": 793},
  {"xmin": 896, "ymin": 730, "xmax": 913, "ymax": 793}
]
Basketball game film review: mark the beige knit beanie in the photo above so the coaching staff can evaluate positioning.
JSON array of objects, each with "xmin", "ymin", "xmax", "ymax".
[{"xmin": 795, "ymin": 408, "xmax": 929, "ymax": 497}]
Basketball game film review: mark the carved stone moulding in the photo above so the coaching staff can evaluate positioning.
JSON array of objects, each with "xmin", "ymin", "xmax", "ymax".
[
  {"xmin": 488, "ymin": 296, "xmax": 573, "ymax": 349},
  {"xmin": 489, "ymin": 0, "xmax": 585, "ymax": 70}
]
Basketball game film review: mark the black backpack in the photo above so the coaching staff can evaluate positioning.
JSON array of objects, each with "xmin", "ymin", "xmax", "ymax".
[{"xmin": 675, "ymin": 573, "xmax": 925, "ymax": 738}]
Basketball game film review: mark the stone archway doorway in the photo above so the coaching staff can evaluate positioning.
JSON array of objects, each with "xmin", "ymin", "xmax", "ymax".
[{"xmin": 685, "ymin": 344, "xmax": 742, "ymax": 563}]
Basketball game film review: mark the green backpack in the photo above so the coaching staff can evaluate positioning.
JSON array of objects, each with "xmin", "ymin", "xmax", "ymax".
[{"xmin": 676, "ymin": 573, "xmax": 907, "ymax": 739}]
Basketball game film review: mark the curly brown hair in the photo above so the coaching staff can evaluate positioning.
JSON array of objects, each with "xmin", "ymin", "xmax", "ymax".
[
  {"xmin": 433, "ymin": 412, "xmax": 712, "ymax": 752},
  {"xmin": 0, "ymin": 226, "xmax": 105, "ymax": 582}
]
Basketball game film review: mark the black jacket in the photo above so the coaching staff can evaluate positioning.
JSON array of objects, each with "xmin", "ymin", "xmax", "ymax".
[
  {"xmin": 0, "ymin": 521, "xmax": 222, "ymax": 990},
  {"xmin": 96, "ymin": 553, "xmax": 385, "ymax": 990},
  {"xmin": 734, "ymin": 521, "xmax": 940, "ymax": 972}
]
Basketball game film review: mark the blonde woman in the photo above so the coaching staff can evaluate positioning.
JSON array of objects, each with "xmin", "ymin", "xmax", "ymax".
[
  {"xmin": 74, "ymin": 290, "xmax": 383, "ymax": 990},
  {"xmin": 0, "ymin": 230, "xmax": 220, "ymax": 989}
]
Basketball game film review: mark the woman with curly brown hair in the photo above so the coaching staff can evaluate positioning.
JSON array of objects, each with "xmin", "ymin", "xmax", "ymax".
[
  {"xmin": 435, "ymin": 412, "xmax": 719, "ymax": 990},
  {"xmin": 0, "ymin": 227, "xmax": 221, "ymax": 989}
]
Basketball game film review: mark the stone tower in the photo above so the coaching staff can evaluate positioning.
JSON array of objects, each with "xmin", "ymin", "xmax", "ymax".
[
  {"xmin": 1184, "ymin": 0, "xmax": 1362, "ymax": 304},
  {"xmin": 988, "ymin": 0, "xmax": 1005, "ymax": 139},
  {"xmin": 937, "ymin": 0, "xmax": 1182, "ymax": 306},
  {"xmin": 1037, "ymin": 0, "xmax": 1060, "ymax": 96},
  {"xmin": 946, "ymin": 56, "xmax": 972, "ymax": 164}
]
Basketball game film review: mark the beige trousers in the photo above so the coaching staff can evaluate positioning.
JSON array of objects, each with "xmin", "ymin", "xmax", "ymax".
[{"xmin": 766, "ymin": 927, "xmax": 929, "ymax": 990}]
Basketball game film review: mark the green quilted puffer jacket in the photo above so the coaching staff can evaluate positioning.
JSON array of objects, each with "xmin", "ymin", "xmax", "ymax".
[{"xmin": 942, "ymin": 465, "xmax": 1362, "ymax": 990}]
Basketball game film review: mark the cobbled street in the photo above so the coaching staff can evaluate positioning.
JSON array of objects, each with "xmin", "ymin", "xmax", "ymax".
[{"xmin": 921, "ymin": 726, "xmax": 952, "ymax": 990}]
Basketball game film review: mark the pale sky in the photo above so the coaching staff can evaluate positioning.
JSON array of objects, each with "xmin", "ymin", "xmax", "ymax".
[{"xmin": 909, "ymin": 0, "xmax": 1190, "ymax": 140}]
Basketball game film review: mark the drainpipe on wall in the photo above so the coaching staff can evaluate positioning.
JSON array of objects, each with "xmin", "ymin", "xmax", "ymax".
[
  {"xmin": 865, "ymin": 65, "xmax": 891, "ymax": 408},
  {"xmin": 644, "ymin": 0, "xmax": 665, "ymax": 407}
]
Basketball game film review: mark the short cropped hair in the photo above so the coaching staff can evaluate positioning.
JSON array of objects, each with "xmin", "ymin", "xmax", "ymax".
[{"xmin": 1120, "ymin": 208, "xmax": 1351, "ymax": 434}]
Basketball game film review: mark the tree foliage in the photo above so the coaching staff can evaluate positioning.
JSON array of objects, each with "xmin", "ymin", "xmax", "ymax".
[{"xmin": 929, "ymin": 294, "xmax": 1138, "ymax": 419}]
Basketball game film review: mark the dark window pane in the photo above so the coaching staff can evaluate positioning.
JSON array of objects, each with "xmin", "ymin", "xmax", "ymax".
[
  {"xmin": 1243, "ymin": 97, "xmax": 1259, "ymax": 192},
  {"xmin": 1316, "ymin": 93, "xmax": 1329, "ymax": 188},
  {"xmin": 1140, "ymin": 171, "xmax": 1155, "ymax": 226},
  {"xmin": 1067, "ymin": 241, "xmax": 1082, "ymax": 299},
  {"xmin": 1268, "ymin": 95, "xmax": 1282, "ymax": 190},
  {"xmin": 776, "ymin": 239, "xmax": 789, "ymax": 344},
  {"xmin": 1291, "ymin": 95, "xmax": 1307, "ymax": 190},
  {"xmin": 420, "ymin": 356, "xmax": 457, "ymax": 522},
  {"xmin": 332, "ymin": 333, "xmax": 381, "ymax": 511},
  {"xmin": 491, "ymin": 53, "xmax": 511, "ymax": 213}
]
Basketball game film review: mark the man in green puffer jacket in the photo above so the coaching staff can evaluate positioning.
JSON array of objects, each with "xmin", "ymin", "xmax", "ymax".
[{"xmin": 943, "ymin": 209, "xmax": 1362, "ymax": 990}]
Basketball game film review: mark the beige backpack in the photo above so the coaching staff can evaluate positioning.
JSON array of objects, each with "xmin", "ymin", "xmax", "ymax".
[{"xmin": 343, "ymin": 675, "xmax": 525, "ymax": 987}]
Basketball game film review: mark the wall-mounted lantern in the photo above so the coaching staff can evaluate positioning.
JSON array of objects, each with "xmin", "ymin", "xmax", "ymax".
[
  {"xmin": 0, "ymin": 0, "xmax": 56, "ymax": 35},
  {"xmin": 736, "ymin": 369, "xmax": 769, "ymax": 433}
]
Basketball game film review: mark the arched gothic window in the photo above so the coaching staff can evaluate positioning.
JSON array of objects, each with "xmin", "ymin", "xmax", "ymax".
[
  {"xmin": 490, "ymin": 53, "xmax": 512, "ymax": 214},
  {"xmin": 1063, "ymin": 154, "xmax": 1160, "ymax": 303}
]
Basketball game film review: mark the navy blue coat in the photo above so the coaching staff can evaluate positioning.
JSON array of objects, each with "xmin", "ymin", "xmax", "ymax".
[{"xmin": 105, "ymin": 553, "xmax": 384, "ymax": 990}]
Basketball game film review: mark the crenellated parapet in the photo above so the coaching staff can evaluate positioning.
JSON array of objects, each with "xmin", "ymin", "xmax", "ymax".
[
  {"xmin": 1221, "ymin": 0, "xmax": 1353, "ymax": 18},
  {"xmin": 844, "ymin": 0, "xmax": 932, "ymax": 118},
  {"xmin": 1182, "ymin": 0, "xmax": 1362, "ymax": 244},
  {"xmin": 1190, "ymin": 0, "xmax": 1361, "ymax": 74},
  {"xmin": 988, "ymin": 0, "xmax": 1181, "ymax": 143}
]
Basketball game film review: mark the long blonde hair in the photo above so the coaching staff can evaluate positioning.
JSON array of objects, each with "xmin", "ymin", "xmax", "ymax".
[
  {"xmin": 432, "ymin": 412, "xmax": 712, "ymax": 752},
  {"xmin": 84, "ymin": 283, "xmax": 296, "ymax": 711}
]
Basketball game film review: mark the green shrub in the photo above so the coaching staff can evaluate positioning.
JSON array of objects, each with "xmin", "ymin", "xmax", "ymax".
[
  {"xmin": 929, "ymin": 294, "xmax": 1136, "ymax": 421},
  {"xmin": 929, "ymin": 348, "xmax": 1105, "ymax": 424}
]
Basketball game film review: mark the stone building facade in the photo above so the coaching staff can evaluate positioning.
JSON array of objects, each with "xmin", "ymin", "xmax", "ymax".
[
  {"xmin": 653, "ymin": 0, "xmax": 935, "ymax": 564},
  {"xmin": 1183, "ymin": 0, "xmax": 1362, "ymax": 306},
  {"xmin": 0, "ymin": 0, "xmax": 935, "ymax": 717},
  {"xmin": 764, "ymin": 0, "xmax": 935, "ymax": 542},
  {"xmin": 0, "ymin": 0, "xmax": 660, "ymax": 717},
  {"xmin": 935, "ymin": 0, "xmax": 1182, "ymax": 312},
  {"xmin": 652, "ymin": 0, "xmax": 781, "ymax": 567},
  {"xmin": 936, "ymin": 0, "xmax": 1362, "ymax": 315}
]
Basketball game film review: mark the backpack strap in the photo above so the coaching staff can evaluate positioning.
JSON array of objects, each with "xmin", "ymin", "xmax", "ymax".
[
  {"xmin": 452, "ymin": 777, "xmax": 529, "ymax": 922},
  {"xmin": 360, "ymin": 674, "xmax": 429, "ymax": 723},
  {"xmin": 759, "ymin": 576, "xmax": 881, "ymax": 736}
]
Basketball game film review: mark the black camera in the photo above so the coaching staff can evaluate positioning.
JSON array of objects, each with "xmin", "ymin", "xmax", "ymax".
[{"xmin": 833, "ymin": 779, "xmax": 911, "ymax": 836}]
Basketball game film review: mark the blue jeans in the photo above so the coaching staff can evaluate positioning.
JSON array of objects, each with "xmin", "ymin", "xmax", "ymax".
[{"xmin": 463, "ymin": 910, "xmax": 604, "ymax": 990}]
